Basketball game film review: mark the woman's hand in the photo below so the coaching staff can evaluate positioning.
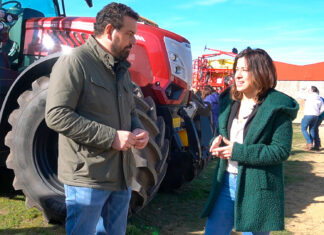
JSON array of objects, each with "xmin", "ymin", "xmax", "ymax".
[
  {"xmin": 210, "ymin": 137, "xmax": 233, "ymax": 159},
  {"xmin": 209, "ymin": 135, "xmax": 222, "ymax": 153}
]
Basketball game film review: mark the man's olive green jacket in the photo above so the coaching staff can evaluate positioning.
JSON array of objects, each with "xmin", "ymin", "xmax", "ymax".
[{"xmin": 45, "ymin": 36, "xmax": 142, "ymax": 190}]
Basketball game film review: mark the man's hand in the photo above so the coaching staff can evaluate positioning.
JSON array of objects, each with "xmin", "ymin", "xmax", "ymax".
[
  {"xmin": 132, "ymin": 128, "xmax": 149, "ymax": 149},
  {"xmin": 112, "ymin": 130, "xmax": 136, "ymax": 151}
]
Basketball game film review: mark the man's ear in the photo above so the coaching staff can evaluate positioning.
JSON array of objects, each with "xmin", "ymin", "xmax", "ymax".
[{"xmin": 105, "ymin": 24, "xmax": 114, "ymax": 41}]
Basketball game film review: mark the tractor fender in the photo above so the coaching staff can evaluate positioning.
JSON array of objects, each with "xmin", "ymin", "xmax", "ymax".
[
  {"xmin": 0, "ymin": 53, "xmax": 61, "ymax": 124},
  {"xmin": 0, "ymin": 53, "xmax": 61, "ymax": 152}
]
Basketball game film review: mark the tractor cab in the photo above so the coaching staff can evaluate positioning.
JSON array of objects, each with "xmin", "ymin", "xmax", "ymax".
[
  {"xmin": 0, "ymin": 0, "xmax": 92, "ymax": 69},
  {"xmin": 0, "ymin": 1, "xmax": 52, "ymax": 70}
]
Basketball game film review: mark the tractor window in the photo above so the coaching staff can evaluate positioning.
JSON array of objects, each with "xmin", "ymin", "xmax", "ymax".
[{"xmin": 18, "ymin": 0, "xmax": 57, "ymax": 17}]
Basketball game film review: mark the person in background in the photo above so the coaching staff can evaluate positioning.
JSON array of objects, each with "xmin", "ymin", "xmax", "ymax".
[
  {"xmin": 195, "ymin": 89, "xmax": 203, "ymax": 100},
  {"xmin": 202, "ymin": 85, "xmax": 220, "ymax": 131},
  {"xmin": 300, "ymin": 86, "xmax": 324, "ymax": 150},
  {"xmin": 201, "ymin": 47, "xmax": 299, "ymax": 235},
  {"xmin": 45, "ymin": 3, "xmax": 149, "ymax": 235},
  {"xmin": 313, "ymin": 91, "xmax": 324, "ymax": 151}
]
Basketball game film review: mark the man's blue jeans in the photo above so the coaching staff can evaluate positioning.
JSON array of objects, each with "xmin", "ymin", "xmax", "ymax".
[
  {"xmin": 205, "ymin": 173, "xmax": 269, "ymax": 235},
  {"xmin": 314, "ymin": 116, "xmax": 323, "ymax": 148},
  {"xmin": 64, "ymin": 184, "xmax": 132, "ymax": 235},
  {"xmin": 301, "ymin": 115, "xmax": 318, "ymax": 144}
]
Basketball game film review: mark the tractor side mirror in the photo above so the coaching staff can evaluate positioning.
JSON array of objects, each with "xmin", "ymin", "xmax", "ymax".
[{"xmin": 85, "ymin": 0, "xmax": 92, "ymax": 7}]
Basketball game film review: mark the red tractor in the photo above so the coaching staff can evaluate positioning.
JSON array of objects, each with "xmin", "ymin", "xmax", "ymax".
[
  {"xmin": 192, "ymin": 47, "xmax": 237, "ymax": 93},
  {"xmin": 0, "ymin": 0, "xmax": 213, "ymax": 222}
]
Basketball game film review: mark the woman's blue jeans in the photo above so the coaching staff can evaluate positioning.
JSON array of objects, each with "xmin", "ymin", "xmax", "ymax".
[
  {"xmin": 301, "ymin": 115, "xmax": 318, "ymax": 144},
  {"xmin": 205, "ymin": 173, "xmax": 269, "ymax": 235},
  {"xmin": 64, "ymin": 184, "xmax": 132, "ymax": 235}
]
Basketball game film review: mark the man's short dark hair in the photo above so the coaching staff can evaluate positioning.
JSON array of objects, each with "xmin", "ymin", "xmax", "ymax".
[
  {"xmin": 94, "ymin": 2, "xmax": 139, "ymax": 36},
  {"xmin": 202, "ymin": 85, "xmax": 215, "ymax": 99},
  {"xmin": 311, "ymin": 86, "xmax": 319, "ymax": 94}
]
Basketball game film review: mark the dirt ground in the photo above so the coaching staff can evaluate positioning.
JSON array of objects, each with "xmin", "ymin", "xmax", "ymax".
[{"xmin": 283, "ymin": 128, "xmax": 324, "ymax": 235}]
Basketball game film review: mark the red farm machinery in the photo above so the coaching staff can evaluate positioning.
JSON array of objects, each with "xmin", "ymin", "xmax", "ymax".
[{"xmin": 192, "ymin": 47, "xmax": 237, "ymax": 93}]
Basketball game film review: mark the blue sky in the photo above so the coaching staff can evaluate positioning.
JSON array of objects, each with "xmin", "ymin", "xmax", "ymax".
[{"xmin": 66, "ymin": 0, "xmax": 324, "ymax": 65}]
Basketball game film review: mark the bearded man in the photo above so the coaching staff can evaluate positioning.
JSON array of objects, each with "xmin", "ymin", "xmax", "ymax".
[{"xmin": 45, "ymin": 3, "xmax": 149, "ymax": 234}]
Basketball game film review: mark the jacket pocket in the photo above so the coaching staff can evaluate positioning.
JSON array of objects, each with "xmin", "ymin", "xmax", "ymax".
[
  {"xmin": 256, "ymin": 167, "xmax": 281, "ymax": 199},
  {"xmin": 79, "ymin": 144, "xmax": 105, "ymax": 157},
  {"xmin": 73, "ymin": 144, "xmax": 121, "ymax": 183},
  {"xmin": 90, "ymin": 76, "xmax": 111, "ymax": 93},
  {"xmin": 73, "ymin": 144, "xmax": 104, "ymax": 178},
  {"xmin": 257, "ymin": 170, "xmax": 268, "ymax": 190},
  {"xmin": 81, "ymin": 76, "xmax": 115, "ymax": 117}
]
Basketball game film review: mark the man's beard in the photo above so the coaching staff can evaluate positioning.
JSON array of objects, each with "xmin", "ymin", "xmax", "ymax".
[{"xmin": 111, "ymin": 40, "xmax": 132, "ymax": 61}]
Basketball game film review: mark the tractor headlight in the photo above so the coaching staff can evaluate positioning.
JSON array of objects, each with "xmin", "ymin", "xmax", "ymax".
[
  {"xmin": 164, "ymin": 37, "xmax": 192, "ymax": 88},
  {"xmin": 175, "ymin": 65, "xmax": 183, "ymax": 75},
  {"xmin": 170, "ymin": 53, "xmax": 177, "ymax": 61}
]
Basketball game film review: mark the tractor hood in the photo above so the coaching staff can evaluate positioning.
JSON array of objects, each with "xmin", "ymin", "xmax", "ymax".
[{"xmin": 23, "ymin": 15, "xmax": 191, "ymax": 105}]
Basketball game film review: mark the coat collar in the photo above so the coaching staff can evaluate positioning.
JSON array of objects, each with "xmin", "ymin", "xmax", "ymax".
[
  {"xmin": 86, "ymin": 35, "xmax": 131, "ymax": 72},
  {"xmin": 218, "ymin": 88, "xmax": 299, "ymax": 144},
  {"xmin": 218, "ymin": 88, "xmax": 233, "ymax": 138},
  {"xmin": 244, "ymin": 89, "xmax": 298, "ymax": 143}
]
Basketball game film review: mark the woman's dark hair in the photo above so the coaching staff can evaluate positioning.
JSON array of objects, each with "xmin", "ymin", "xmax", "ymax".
[
  {"xmin": 231, "ymin": 47, "xmax": 277, "ymax": 103},
  {"xmin": 202, "ymin": 85, "xmax": 215, "ymax": 99},
  {"xmin": 311, "ymin": 86, "xmax": 319, "ymax": 94},
  {"xmin": 94, "ymin": 2, "xmax": 139, "ymax": 36}
]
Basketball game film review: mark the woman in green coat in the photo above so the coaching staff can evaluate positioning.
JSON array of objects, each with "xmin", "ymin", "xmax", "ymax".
[{"xmin": 202, "ymin": 48, "xmax": 299, "ymax": 235}]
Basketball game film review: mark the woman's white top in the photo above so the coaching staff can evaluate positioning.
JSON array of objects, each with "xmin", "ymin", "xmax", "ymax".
[{"xmin": 226, "ymin": 101, "xmax": 256, "ymax": 174}]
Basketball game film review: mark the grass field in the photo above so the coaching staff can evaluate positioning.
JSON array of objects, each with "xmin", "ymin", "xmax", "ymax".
[{"xmin": 0, "ymin": 125, "xmax": 308, "ymax": 234}]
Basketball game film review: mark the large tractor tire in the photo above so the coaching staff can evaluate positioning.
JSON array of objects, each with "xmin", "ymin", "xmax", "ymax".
[
  {"xmin": 5, "ymin": 76, "xmax": 65, "ymax": 223},
  {"xmin": 5, "ymin": 76, "xmax": 169, "ymax": 223},
  {"xmin": 130, "ymin": 90, "xmax": 169, "ymax": 213}
]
